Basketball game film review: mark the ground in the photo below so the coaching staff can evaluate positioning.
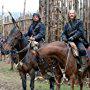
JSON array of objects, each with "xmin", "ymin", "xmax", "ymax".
[
  {"xmin": 0, "ymin": 60, "xmax": 90, "ymax": 90},
  {"xmin": 0, "ymin": 61, "xmax": 22, "ymax": 90}
]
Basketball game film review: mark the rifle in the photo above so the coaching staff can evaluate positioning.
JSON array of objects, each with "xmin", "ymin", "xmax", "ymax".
[{"xmin": 8, "ymin": 12, "xmax": 19, "ymax": 29}]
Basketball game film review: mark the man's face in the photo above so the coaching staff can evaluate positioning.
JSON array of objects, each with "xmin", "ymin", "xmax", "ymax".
[
  {"xmin": 68, "ymin": 10, "xmax": 76, "ymax": 20},
  {"xmin": 33, "ymin": 15, "xmax": 39, "ymax": 22}
]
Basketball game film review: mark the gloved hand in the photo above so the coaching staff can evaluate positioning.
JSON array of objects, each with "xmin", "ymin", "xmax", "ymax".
[
  {"xmin": 29, "ymin": 36, "xmax": 35, "ymax": 41},
  {"xmin": 28, "ymin": 36, "xmax": 35, "ymax": 42},
  {"xmin": 68, "ymin": 37, "xmax": 74, "ymax": 41}
]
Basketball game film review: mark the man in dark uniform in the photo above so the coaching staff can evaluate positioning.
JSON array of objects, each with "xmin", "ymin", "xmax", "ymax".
[
  {"xmin": 61, "ymin": 10, "xmax": 89, "ymax": 73},
  {"xmin": 25, "ymin": 13, "xmax": 46, "ymax": 45},
  {"xmin": 25, "ymin": 13, "xmax": 46, "ymax": 72}
]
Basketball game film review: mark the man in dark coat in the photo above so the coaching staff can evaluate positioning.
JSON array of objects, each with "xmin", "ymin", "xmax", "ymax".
[
  {"xmin": 25, "ymin": 13, "xmax": 46, "ymax": 44},
  {"xmin": 61, "ymin": 9, "xmax": 89, "ymax": 73},
  {"xmin": 25, "ymin": 13, "xmax": 46, "ymax": 71}
]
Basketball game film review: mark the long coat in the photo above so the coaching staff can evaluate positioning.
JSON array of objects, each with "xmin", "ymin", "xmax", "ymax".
[{"xmin": 25, "ymin": 22, "xmax": 46, "ymax": 42}]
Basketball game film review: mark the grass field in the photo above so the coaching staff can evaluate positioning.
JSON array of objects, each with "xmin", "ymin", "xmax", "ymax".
[{"xmin": 0, "ymin": 61, "xmax": 89, "ymax": 90}]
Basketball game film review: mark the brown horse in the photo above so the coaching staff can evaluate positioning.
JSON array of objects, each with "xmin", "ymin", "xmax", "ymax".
[
  {"xmin": 28, "ymin": 41, "xmax": 90, "ymax": 90},
  {"xmin": 85, "ymin": 46, "xmax": 90, "ymax": 88},
  {"xmin": 4, "ymin": 26, "xmax": 61, "ymax": 90},
  {"xmin": 3, "ymin": 26, "xmax": 36, "ymax": 90}
]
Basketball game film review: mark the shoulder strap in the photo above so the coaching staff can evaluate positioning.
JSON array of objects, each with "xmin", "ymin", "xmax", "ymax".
[
  {"xmin": 32, "ymin": 22, "xmax": 41, "ymax": 36},
  {"xmin": 34, "ymin": 22, "xmax": 41, "ymax": 31}
]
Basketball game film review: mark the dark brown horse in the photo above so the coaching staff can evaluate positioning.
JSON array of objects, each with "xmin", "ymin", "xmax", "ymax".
[
  {"xmin": 28, "ymin": 41, "xmax": 90, "ymax": 90},
  {"xmin": 4, "ymin": 26, "xmax": 60, "ymax": 90},
  {"xmin": 4, "ymin": 26, "xmax": 36, "ymax": 90}
]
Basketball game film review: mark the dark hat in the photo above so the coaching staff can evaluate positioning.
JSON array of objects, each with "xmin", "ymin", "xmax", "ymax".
[{"xmin": 32, "ymin": 13, "xmax": 41, "ymax": 19}]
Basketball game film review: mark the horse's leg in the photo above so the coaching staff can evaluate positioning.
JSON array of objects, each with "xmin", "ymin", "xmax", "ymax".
[
  {"xmin": 1, "ymin": 54, "xmax": 3, "ymax": 61},
  {"xmin": 55, "ymin": 76, "xmax": 62, "ymax": 90},
  {"xmin": 49, "ymin": 77, "xmax": 55, "ymax": 90},
  {"xmin": 10, "ymin": 60, "xmax": 14, "ymax": 70},
  {"xmin": 0, "ymin": 54, "xmax": 2, "ymax": 61},
  {"xmin": 0, "ymin": 51, "xmax": 2, "ymax": 61},
  {"xmin": 3, "ymin": 55, "xmax": 6, "ymax": 61},
  {"xmin": 29, "ymin": 69, "xmax": 35, "ymax": 90},
  {"xmin": 77, "ymin": 72, "xmax": 83, "ymax": 90},
  {"xmin": 89, "ymin": 72, "xmax": 90, "ymax": 88},
  {"xmin": 19, "ymin": 72, "xmax": 27, "ymax": 90},
  {"xmin": 54, "ymin": 65, "xmax": 62, "ymax": 90},
  {"xmin": 70, "ymin": 74, "xmax": 75, "ymax": 90}
]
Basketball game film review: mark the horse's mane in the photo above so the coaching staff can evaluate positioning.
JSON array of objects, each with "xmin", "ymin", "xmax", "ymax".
[{"xmin": 10, "ymin": 26, "xmax": 19, "ymax": 35}]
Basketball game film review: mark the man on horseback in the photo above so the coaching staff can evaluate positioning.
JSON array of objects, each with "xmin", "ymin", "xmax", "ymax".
[
  {"xmin": 25, "ymin": 13, "xmax": 46, "ymax": 71},
  {"xmin": 25, "ymin": 13, "xmax": 46, "ymax": 46},
  {"xmin": 61, "ymin": 9, "xmax": 89, "ymax": 73}
]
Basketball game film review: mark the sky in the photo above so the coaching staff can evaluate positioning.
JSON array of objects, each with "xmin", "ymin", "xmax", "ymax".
[{"xmin": 0, "ymin": 0, "xmax": 39, "ymax": 15}]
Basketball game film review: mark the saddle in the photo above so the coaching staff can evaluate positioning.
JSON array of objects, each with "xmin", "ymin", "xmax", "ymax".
[
  {"xmin": 69, "ymin": 42, "xmax": 79, "ymax": 57},
  {"xmin": 68, "ymin": 42, "xmax": 83, "ymax": 68}
]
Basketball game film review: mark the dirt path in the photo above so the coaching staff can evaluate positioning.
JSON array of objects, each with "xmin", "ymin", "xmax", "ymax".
[{"xmin": 0, "ymin": 61, "xmax": 22, "ymax": 90}]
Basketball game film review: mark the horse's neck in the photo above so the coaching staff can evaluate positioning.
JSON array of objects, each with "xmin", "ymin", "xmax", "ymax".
[
  {"xmin": 15, "ymin": 36, "xmax": 28, "ymax": 60},
  {"xmin": 16, "ymin": 36, "xmax": 28, "ymax": 51},
  {"xmin": 38, "ymin": 43, "xmax": 77, "ymax": 70}
]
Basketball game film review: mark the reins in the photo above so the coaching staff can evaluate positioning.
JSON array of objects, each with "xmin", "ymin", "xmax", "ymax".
[
  {"xmin": 15, "ymin": 56, "xmax": 25, "ymax": 68},
  {"xmin": 64, "ymin": 43, "xmax": 71, "ymax": 72},
  {"xmin": 15, "ymin": 40, "xmax": 39, "ymax": 68},
  {"xmin": 16, "ymin": 43, "xmax": 30, "ymax": 54}
]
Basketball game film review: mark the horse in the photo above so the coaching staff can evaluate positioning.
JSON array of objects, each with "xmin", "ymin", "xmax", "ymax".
[
  {"xmin": 4, "ymin": 26, "xmax": 59, "ymax": 90},
  {"xmin": 28, "ymin": 41, "xmax": 90, "ymax": 90},
  {"xmin": 3, "ymin": 26, "xmax": 36, "ymax": 90},
  {"xmin": 84, "ymin": 46, "xmax": 90, "ymax": 88},
  {"xmin": 10, "ymin": 48, "xmax": 19, "ymax": 70},
  {"xmin": 0, "ymin": 37, "xmax": 8, "ymax": 61},
  {"xmin": 0, "ymin": 37, "xmax": 17, "ymax": 70}
]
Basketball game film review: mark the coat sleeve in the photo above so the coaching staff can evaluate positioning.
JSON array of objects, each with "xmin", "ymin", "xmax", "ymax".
[
  {"xmin": 71, "ymin": 20, "xmax": 84, "ymax": 39},
  {"xmin": 34, "ymin": 23, "xmax": 46, "ymax": 41}
]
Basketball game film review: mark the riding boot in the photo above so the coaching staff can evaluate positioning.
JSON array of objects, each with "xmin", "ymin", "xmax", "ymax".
[{"xmin": 79, "ymin": 56, "xmax": 87, "ymax": 73}]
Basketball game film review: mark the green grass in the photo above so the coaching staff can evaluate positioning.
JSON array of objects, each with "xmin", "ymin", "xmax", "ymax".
[
  {"xmin": 0, "ymin": 61, "xmax": 90, "ymax": 90},
  {"xmin": 27, "ymin": 80, "xmax": 90, "ymax": 90}
]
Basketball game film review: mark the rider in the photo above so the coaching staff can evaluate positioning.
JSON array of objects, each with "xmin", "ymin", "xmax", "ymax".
[
  {"xmin": 25, "ymin": 13, "xmax": 46, "ymax": 71},
  {"xmin": 61, "ymin": 9, "xmax": 89, "ymax": 73},
  {"xmin": 25, "ymin": 13, "xmax": 46, "ymax": 46}
]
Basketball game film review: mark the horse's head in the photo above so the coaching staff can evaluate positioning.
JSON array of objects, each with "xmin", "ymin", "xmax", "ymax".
[{"xmin": 4, "ymin": 27, "xmax": 22, "ymax": 50}]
